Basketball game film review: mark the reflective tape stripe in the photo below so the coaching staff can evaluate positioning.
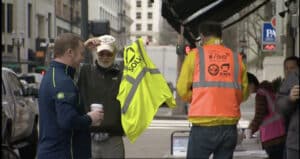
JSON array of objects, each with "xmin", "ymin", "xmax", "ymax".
[
  {"xmin": 199, "ymin": 47, "xmax": 205, "ymax": 82},
  {"xmin": 193, "ymin": 47, "xmax": 241, "ymax": 89},
  {"xmin": 122, "ymin": 67, "xmax": 159, "ymax": 114},
  {"xmin": 125, "ymin": 75, "xmax": 135, "ymax": 84},
  {"xmin": 193, "ymin": 81, "xmax": 241, "ymax": 89},
  {"xmin": 233, "ymin": 51, "xmax": 239, "ymax": 82}
]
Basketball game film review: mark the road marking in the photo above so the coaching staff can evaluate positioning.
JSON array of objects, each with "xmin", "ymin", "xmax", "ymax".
[{"xmin": 148, "ymin": 119, "xmax": 191, "ymax": 129}]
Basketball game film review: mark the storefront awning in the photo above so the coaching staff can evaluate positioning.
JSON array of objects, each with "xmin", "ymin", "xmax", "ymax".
[{"xmin": 162, "ymin": 0, "xmax": 259, "ymax": 44}]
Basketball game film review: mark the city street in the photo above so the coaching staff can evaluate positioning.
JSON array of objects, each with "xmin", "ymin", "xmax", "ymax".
[{"xmin": 123, "ymin": 108, "xmax": 268, "ymax": 159}]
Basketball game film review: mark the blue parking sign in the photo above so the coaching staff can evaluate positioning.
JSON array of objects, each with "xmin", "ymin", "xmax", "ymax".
[{"xmin": 262, "ymin": 22, "xmax": 276, "ymax": 43}]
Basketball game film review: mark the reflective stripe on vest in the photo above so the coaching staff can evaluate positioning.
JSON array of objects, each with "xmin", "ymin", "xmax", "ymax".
[
  {"xmin": 192, "ymin": 47, "xmax": 241, "ymax": 90},
  {"xmin": 121, "ymin": 40, "xmax": 160, "ymax": 114}
]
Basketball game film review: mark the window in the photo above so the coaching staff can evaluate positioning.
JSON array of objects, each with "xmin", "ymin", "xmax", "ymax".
[
  {"xmin": 7, "ymin": 3, "xmax": 13, "ymax": 33},
  {"xmin": 2, "ymin": 3, "xmax": 4, "ymax": 32},
  {"xmin": 1, "ymin": 45, "xmax": 5, "ymax": 53},
  {"xmin": 136, "ymin": 1, "xmax": 141, "ymax": 8},
  {"xmin": 136, "ymin": 12, "xmax": 141, "ymax": 19},
  {"xmin": 136, "ymin": 24, "xmax": 141, "ymax": 31},
  {"xmin": 28, "ymin": 3, "xmax": 32, "ymax": 37},
  {"xmin": 7, "ymin": 45, "xmax": 13, "ymax": 53},
  {"xmin": 148, "ymin": 1, "xmax": 153, "ymax": 7},
  {"xmin": 147, "ymin": 24, "xmax": 152, "ymax": 31},
  {"xmin": 147, "ymin": 12, "xmax": 152, "ymax": 19}
]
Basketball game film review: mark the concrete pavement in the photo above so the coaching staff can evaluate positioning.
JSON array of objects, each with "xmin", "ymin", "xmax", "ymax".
[{"xmin": 152, "ymin": 107, "xmax": 268, "ymax": 159}]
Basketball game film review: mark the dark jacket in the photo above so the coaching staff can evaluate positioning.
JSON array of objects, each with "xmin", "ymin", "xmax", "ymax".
[
  {"xmin": 77, "ymin": 62, "xmax": 124, "ymax": 136},
  {"xmin": 38, "ymin": 61, "xmax": 92, "ymax": 159},
  {"xmin": 275, "ymin": 71, "xmax": 299, "ymax": 150}
]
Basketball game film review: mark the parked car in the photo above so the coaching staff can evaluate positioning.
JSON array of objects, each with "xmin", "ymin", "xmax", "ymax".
[
  {"xmin": 18, "ymin": 72, "xmax": 43, "ymax": 90},
  {"xmin": 2, "ymin": 67, "xmax": 39, "ymax": 158}
]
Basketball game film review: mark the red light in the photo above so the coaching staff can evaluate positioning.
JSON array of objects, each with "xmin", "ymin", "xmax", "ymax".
[
  {"xmin": 185, "ymin": 45, "xmax": 191, "ymax": 54},
  {"xmin": 41, "ymin": 70, "xmax": 46, "ymax": 75},
  {"xmin": 263, "ymin": 44, "xmax": 276, "ymax": 51}
]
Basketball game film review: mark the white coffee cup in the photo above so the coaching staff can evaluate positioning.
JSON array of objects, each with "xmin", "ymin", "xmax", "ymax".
[
  {"xmin": 90, "ymin": 103, "xmax": 103, "ymax": 126},
  {"xmin": 91, "ymin": 103, "xmax": 103, "ymax": 112}
]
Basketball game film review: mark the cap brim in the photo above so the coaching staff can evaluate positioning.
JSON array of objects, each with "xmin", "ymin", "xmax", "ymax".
[{"xmin": 96, "ymin": 44, "xmax": 114, "ymax": 53}]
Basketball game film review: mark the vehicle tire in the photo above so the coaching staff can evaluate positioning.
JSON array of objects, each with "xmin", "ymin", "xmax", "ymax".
[{"xmin": 18, "ymin": 120, "xmax": 38, "ymax": 159}]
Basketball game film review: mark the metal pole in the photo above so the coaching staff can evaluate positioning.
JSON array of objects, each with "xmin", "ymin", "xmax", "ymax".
[
  {"xmin": 17, "ymin": 44, "xmax": 21, "ymax": 64},
  {"xmin": 81, "ymin": 0, "xmax": 91, "ymax": 63},
  {"xmin": 81, "ymin": 0, "xmax": 88, "ymax": 40}
]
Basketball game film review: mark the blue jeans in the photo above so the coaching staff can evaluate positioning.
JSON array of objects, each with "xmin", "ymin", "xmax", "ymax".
[{"xmin": 187, "ymin": 125, "xmax": 237, "ymax": 159}]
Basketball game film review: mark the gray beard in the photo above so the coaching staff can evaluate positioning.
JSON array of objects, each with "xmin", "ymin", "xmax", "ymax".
[{"xmin": 96, "ymin": 60, "xmax": 113, "ymax": 68}]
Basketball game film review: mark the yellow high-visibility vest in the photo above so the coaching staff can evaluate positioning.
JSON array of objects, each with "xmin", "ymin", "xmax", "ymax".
[{"xmin": 117, "ymin": 38, "xmax": 176, "ymax": 143}]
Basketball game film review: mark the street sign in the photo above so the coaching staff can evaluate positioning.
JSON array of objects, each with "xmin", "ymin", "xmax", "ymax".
[{"xmin": 261, "ymin": 22, "xmax": 276, "ymax": 52}]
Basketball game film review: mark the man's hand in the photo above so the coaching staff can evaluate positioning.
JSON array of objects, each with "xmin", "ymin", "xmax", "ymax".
[
  {"xmin": 289, "ymin": 85, "xmax": 300, "ymax": 102},
  {"xmin": 87, "ymin": 110, "xmax": 104, "ymax": 126},
  {"xmin": 84, "ymin": 38, "xmax": 101, "ymax": 50}
]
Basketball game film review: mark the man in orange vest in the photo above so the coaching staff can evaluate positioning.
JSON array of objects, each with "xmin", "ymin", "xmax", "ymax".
[{"xmin": 177, "ymin": 21, "xmax": 249, "ymax": 159}]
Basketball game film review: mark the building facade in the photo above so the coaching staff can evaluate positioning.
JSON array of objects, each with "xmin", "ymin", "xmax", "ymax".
[
  {"xmin": 88, "ymin": 0, "xmax": 132, "ymax": 49},
  {"xmin": 55, "ymin": 0, "xmax": 81, "ymax": 36},
  {"xmin": 2, "ymin": 0, "xmax": 55, "ymax": 73},
  {"xmin": 129, "ymin": 0, "xmax": 162, "ymax": 45},
  {"xmin": 223, "ymin": 0, "xmax": 299, "ymax": 81}
]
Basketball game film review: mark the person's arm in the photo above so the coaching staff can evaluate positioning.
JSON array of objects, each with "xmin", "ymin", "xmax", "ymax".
[
  {"xmin": 84, "ymin": 37, "xmax": 101, "ymax": 50},
  {"xmin": 176, "ymin": 50, "xmax": 195, "ymax": 103},
  {"xmin": 248, "ymin": 92, "xmax": 268, "ymax": 134},
  {"xmin": 241, "ymin": 62, "xmax": 249, "ymax": 101},
  {"xmin": 275, "ymin": 72, "xmax": 299, "ymax": 116},
  {"xmin": 55, "ymin": 79, "xmax": 92, "ymax": 130}
]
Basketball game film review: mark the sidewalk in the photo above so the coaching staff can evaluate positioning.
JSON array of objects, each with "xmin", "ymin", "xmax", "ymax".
[
  {"xmin": 164, "ymin": 138, "xmax": 267, "ymax": 159},
  {"xmin": 234, "ymin": 138, "xmax": 268, "ymax": 159},
  {"xmin": 155, "ymin": 108, "xmax": 268, "ymax": 159}
]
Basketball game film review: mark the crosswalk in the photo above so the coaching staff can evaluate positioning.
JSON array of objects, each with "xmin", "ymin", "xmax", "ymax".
[{"xmin": 148, "ymin": 119, "xmax": 191, "ymax": 129}]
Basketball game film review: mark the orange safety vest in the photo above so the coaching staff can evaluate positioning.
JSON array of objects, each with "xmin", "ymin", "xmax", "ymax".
[{"xmin": 189, "ymin": 45, "xmax": 243, "ymax": 118}]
